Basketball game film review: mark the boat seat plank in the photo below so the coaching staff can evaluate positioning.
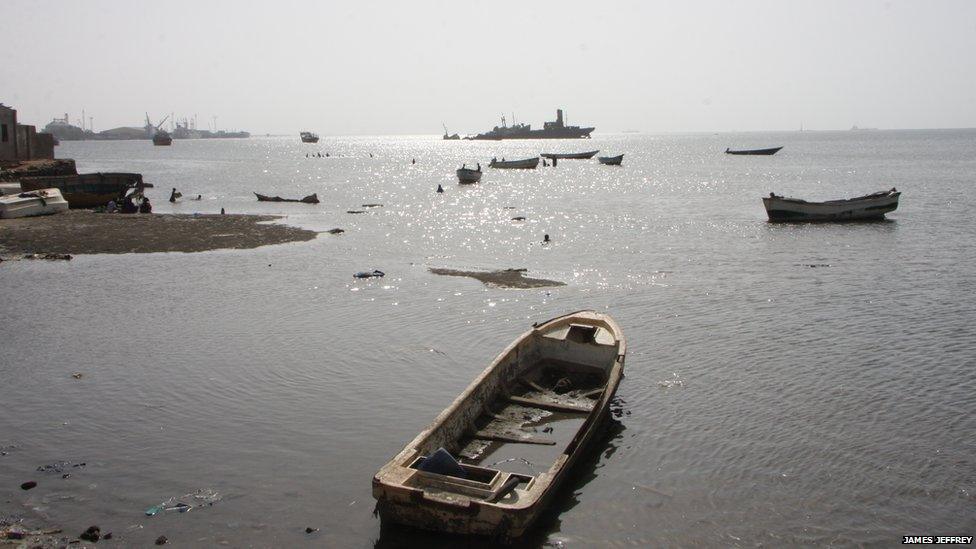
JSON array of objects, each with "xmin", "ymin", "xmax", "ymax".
[
  {"xmin": 506, "ymin": 395, "xmax": 593, "ymax": 414},
  {"xmin": 471, "ymin": 431, "xmax": 557, "ymax": 446}
]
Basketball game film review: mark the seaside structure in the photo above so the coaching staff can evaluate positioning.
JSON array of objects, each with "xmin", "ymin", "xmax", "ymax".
[{"xmin": 0, "ymin": 104, "xmax": 55, "ymax": 162}]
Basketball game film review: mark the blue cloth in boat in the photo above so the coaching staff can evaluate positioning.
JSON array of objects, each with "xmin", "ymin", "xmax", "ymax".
[{"xmin": 418, "ymin": 448, "xmax": 467, "ymax": 478}]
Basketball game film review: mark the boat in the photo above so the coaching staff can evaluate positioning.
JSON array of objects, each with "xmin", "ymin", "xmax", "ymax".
[
  {"xmin": 762, "ymin": 188, "xmax": 900, "ymax": 222},
  {"xmin": 457, "ymin": 165, "xmax": 483, "ymax": 184},
  {"xmin": 254, "ymin": 192, "xmax": 319, "ymax": 204},
  {"xmin": 20, "ymin": 173, "xmax": 151, "ymax": 209},
  {"xmin": 152, "ymin": 130, "xmax": 172, "ymax": 146},
  {"xmin": 489, "ymin": 157, "xmax": 540, "ymax": 170},
  {"xmin": 540, "ymin": 150, "xmax": 599, "ymax": 160},
  {"xmin": 725, "ymin": 146, "xmax": 782, "ymax": 155},
  {"xmin": 372, "ymin": 310, "xmax": 626, "ymax": 539},
  {"xmin": 0, "ymin": 188, "xmax": 69, "ymax": 219},
  {"xmin": 597, "ymin": 154, "xmax": 623, "ymax": 166},
  {"xmin": 467, "ymin": 109, "xmax": 594, "ymax": 140},
  {"xmin": 300, "ymin": 132, "xmax": 320, "ymax": 143},
  {"xmin": 442, "ymin": 124, "xmax": 461, "ymax": 140}
]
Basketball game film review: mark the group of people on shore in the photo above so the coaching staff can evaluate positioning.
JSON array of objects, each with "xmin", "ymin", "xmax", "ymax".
[{"xmin": 106, "ymin": 194, "xmax": 151, "ymax": 214}]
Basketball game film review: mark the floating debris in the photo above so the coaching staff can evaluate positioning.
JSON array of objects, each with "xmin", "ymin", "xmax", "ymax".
[
  {"xmin": 362, "ymin": 203, "xmax": 383, "ymax": 208},
  {"xmin": 428, "ymin": 267, "xmax": 564, "ymax": 289},
  {"xmin": 353, "ymin": 270, "xmax": 385, "ymax": 279},
  {"xmin": 326, "ymin": 228, "xmax": 345, "ymax": 234},
  {"xmin": 20, "ymin": 481, "xmax": 37, "ymax": 490},
  {"xmin": 658, "ymin": 372, "xmax": 684, "ymax": 389},
  {"xmin": 346, "ymin": 210, "xmax": 366, "ymax": 214},
  {"xmin": 511, "ymin": 216, "xmax": 526, "ymax": 221},
  {"xmin": 24, "ymin": 253, "xmax": 72, "ymax": 261}
]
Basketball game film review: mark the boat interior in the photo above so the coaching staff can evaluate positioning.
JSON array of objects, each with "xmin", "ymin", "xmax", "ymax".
[{"xmin": 398, "ymin": 321, "xmax": 621, "ymax": 505}]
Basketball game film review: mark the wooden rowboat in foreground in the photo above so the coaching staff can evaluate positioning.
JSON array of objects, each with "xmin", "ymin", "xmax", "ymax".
[{"xmin": 372, "ymin": 311, "xmax": 626, "ymax": 539}]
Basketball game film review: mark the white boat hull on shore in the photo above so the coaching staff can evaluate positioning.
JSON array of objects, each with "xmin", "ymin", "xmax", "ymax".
[
  {"xmin": 0, "ymin": 188, "xmax": 69, "ymax": 219},
  {"xmin": 762, "ymin": 189, "xmax": 900, "ymax": 221}
]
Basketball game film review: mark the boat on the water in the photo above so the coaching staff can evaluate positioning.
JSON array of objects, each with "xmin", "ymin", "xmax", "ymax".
[
  {"xmin": 763, "ymin": 188, "xmax": 900, "ymax": 222},
  {"xmin": 725, "ymin": 146, "xmax": 782, "ymax": 155},
  {"xmin": 467, "ymin": 109, "xmax": 594, "ymax": 140},
  {"xmin": 20, "ymin": 173, "xmax": 150, "ymax": 209},
  {"xmin": 254, "ymin": 192, "xmax": 319, "ymax": 204},
  {"xmin": 457, "ymin": 164, "xmax": 483, "ymax": 184},
  {"xmin": 489, "ymin": 157, "xmax": 540, "ymax": 170},
  {"xmin": 0, "ymin": 188, "xmax": 69, "ymax": 219},
  {"xmin": 152, "ymin": 130, "xmax": 172, "ymax": 146},
  {"xmin": 300, "ymin": 132, "xmax": 319, "ymax": 143},
  {"xmin": 597, "ymin": 154, "xmax": 623, "ymax": 166},
  {"xmin": 540, "ymin": 150, "xmax": 599, "ymax": 160},
  {"xmin": 372, "ymin": 310, "xmax": 626, "ymax": 539}
]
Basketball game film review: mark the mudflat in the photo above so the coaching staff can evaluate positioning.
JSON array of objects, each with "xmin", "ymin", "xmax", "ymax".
[{"xmin": 0, "ymin": 210, "xmax": 317, "ymax": 255}]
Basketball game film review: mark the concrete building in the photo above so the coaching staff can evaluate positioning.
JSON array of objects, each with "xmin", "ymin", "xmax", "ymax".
[
  {"xmin": 0, "ymin": 103, "xmax": 56, "ymax": 162},
  {"xmin": 0, "ymin": 104, "xmax": 16, "ymax": 162}
]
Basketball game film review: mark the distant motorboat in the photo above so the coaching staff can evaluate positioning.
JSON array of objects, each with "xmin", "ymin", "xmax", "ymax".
[
  {"xmin": 489, "ymin": 157, "xmax": 540, "ymax": 170},
  {"xmin": 597, "ymin": 154, "xmax": 623, "ymax": 166},
  {"xmin": 0, "ymin": 188, "xmax": 69, "ymax": 219},
  {"xmin": 725, "ymin": 146, "xmax": 782, "ymax": 155},
  {"xmin": 254, "ymin": 192, "xmax": 320, "ymax": 204},
  {"xmin": 300, "ymin": 131, "xmax": 320, "ymax": 143},
  {"xmin": 762, "ymin": 189, "xmax": 900, "ymax": 222},
  {"xmin": 540, "ymin": 150, "xmax": 599, "ymax": 160},
  {"xmin": 457, "ymin": 165, "xmax": 483, "ymax": 184}
]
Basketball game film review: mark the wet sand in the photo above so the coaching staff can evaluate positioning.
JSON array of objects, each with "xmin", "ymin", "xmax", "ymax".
[
  {"xmin": 428, "ymin": 267, "xmax": 565, "ymax": 289},
  {"xmin": 0, "ymin": 210, "xmax": 317, "ymax": 256}
]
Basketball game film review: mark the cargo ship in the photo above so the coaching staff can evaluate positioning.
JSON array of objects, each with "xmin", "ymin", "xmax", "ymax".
[{"xmin": 466, "ymin": 109, "xmax": 594, "ymax": 140}]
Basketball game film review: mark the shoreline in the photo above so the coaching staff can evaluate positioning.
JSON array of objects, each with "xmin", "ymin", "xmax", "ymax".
[{"xmin": 0, "ymin": 210, "xmax": 318, "ymax": 257}]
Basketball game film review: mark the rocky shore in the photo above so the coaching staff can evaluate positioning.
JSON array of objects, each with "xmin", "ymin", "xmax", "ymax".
[{"xmin": 0, "ymin": 210, "xmax": 317, "ymax": 257}]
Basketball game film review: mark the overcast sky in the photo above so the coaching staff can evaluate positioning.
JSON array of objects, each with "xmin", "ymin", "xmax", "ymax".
[{"xmin": 3, "ymin": 0, "xmax": 975, "ymax": 135}]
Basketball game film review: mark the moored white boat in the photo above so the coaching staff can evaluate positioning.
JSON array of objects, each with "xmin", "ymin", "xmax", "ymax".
[
  {"xmin": 372, "ymin": 310, "xmax": 626, "ymax": 539},
  {"xmin": 0, "ymin": 188, "xmax": 69, "ymax": 219},
  {"xmin": 489, "ymin": 157, "xmax": 540, "ymax": 170},
  {"xmin": 540, "ymin": 150, "xmax": 599, "ymax": 160},
  {"xmin": 762, "ymin": 188, "xmax": 900, "ymax": 221}
]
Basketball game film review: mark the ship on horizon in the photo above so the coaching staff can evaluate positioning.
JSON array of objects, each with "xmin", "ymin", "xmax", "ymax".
[{"xmin": 463, "ymin": 109, "xmax": 594, "ymax": 140}]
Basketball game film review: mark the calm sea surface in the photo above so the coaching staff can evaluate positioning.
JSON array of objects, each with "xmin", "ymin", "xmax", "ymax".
[{"xmin": 2, "ymin": 131, "xmax": 974, "ymax": 547}]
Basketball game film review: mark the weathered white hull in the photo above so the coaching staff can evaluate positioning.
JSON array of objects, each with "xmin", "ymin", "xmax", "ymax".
[
  {"xmin": 763, "ymin": 190, "xmax": 900, "ymax": 221},
  {"xmin": 456, "ymin": 169, "xmax": 483, "ymax": 184},
  {"xmin": 372, "ymin": 311, "xmax": 626, "ymax": 539},
  {"xmin": 489, "ymin": 157, "xmax": 540, "ymax": 169},
  {"xmin": 0, "ymin": 188, "xmax": 69, "ymax": 219}
]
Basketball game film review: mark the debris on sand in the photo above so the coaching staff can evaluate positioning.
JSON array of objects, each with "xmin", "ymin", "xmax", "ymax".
[{"xmin": 428, "ymin": 268, "xmax": 564, "ymax": 289}]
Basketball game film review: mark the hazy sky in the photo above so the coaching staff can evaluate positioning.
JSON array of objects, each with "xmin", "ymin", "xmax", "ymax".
[{"xmin": 3, "ymin": 0, "xmax": 975, "ymax": 135}]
